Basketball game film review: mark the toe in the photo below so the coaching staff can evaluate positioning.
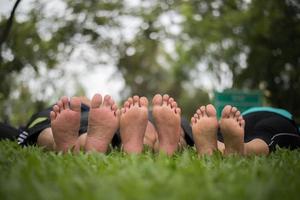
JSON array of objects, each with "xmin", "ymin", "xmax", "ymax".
[
  {"xmin": 133, "ymin": 95, "xmax": 139, "ymax": 106},
  {"xmin": 230, "ymin": 107, "xmax": 238, "ymax": 118},
  {"xmin": 109, "ymin": 98, "xmax": 115, "ymax": 109},
  {"xmin": 240, "ymin": 119, "xmax": 245, "ymax": 128},
  {"xmin": 139, "ymin": 96, "xmax": 148, "ymax": 107},
  {"xmin": 53, "ymin": 105, "xmax": 60, "ymax": 114},
  {"xmin": 162, "ymin": 94, "xmax": 169, "ymax": 106},
  {"xmin": 175, "ymin": 107, "xmax": 181, "ymax": 115},
  {"xmin": 91, "ymin": 93, "xmax": 102, "ymax": 109},
  {"xmin": 196, "ymin": 109, "xmax": 202, "ymax": 117},
  {"xmin": 70, "ymin": 97, "xmax": 81, "ymax": 112},
  {"xmin": 206, "ymin": 104, "xmax": 217, "ymax": 117},
  {"xmin": 171, "ymin": 101, "xmax": 177, "ymax": 109},
  {"xmin": 103, "ymin": 95, "xmax": 112, "ymax": 107},
  {"xmin": 222, "ymin": 105, "xmax": 232, "ymax": 118},
  {"xmin": 200, "ymin": 106, "xmax": 206, "ymax": 117},
  {"xmin": 61, "ymin": 96, "xmax": 70, "ymax": 109},
  {"xmin": 168, "ymin": 97, "xmax": 174, "ymax": 108},
  {"xmin": 152, "ymin": 94, "xmax": 163, "ymax": 106},
  {"xmin": 191, "ymin": 117, "xmax": 197, "ymax": 124},
  {"xmin": 124, "ymin": 101, "xmax": 130, "ymax": 109},
  {"xmin": 127, "ymin": 97, "xmax": 133, "ymax": 108},
  {"xmin": 112, "ymin": 104, "xmax": 118, "ymax": 112},
  {"xmin": 235, "ymin": 111, "xmax": 241, "ymax": 120},
  {"xmin": 50, "ymin": 111, "xmax": 56, "ymax": 121},
  {"xmin": 57, "ymin": 100, "xmax": 63, "ymax": 112}
]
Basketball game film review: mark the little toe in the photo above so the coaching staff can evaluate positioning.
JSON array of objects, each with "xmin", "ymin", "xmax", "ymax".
[
  {"xmin": 50, "ymin": 111, "xmax": 56, "ymax": 121},
  {"xmin": 240, "ymin": 119, "xmax": 245, "ymax": 128}
]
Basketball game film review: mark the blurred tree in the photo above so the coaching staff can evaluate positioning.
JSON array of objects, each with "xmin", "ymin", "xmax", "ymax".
[
  {"xmin": 3, "ymin": 0, "xmax": 299, "ymax": 126},
  {"xmin": 177, "ymin": 0, "xmax": 300, "ymax": 117},
  {"xmin": 0, "ymin": 0, "xmax": 124, "ymax": 125},
  {"xmin": 117, "ymin": 1, "xmax": 210, "ymax": 118}
]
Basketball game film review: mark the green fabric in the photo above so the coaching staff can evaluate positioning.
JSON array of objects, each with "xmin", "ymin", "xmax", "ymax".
[
  {"xmin": 28, "ymin": 117, "xmax": 48, "ymax": 129},
  {"xmin": 242, "ymin": 107, "xmax": 293, "ymax": 120}
]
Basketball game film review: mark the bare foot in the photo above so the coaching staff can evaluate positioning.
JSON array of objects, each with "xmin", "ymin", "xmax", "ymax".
[
  {"xmin": 120, "ymin": 96, "xmax": 148, "ymax": 154},
  {"xmin": 152, "ymin": 94, "xmax": 181, "ymax": 155},
  {"xmin": 191, "ymin": 104, "xmax": 218, "ymax": 155},
  {"xmin": 50, "ymin": 96, "xmax": 81, "ymax": 152},
  {"xmin": 85, "ymin": 94, "xmax": 119, "ymax": 153},
  {"xmin": 219, "ymin": 105, "xmax": 245, "ymax": 155}
]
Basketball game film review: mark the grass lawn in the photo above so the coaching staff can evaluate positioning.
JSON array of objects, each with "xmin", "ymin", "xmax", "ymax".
[{"xmin": 0, "ymin": 140, "xmax": 300, "ymax": 200}]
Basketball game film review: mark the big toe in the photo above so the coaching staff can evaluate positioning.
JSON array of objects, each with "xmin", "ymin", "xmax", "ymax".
[
  {"xmin": 152, "ymin": 94, "xmax": 163, "ymax": 106},
  {"xmin": 91, "ymin": 93, "xmax": 102, "ymax": 108},
  {"xmin": 206, "ymin": 104, "xmax": 217, "ymax": 117},
  {"xmin": 221, "ymin": 105, "xmax": 232, "ymax": 118},
  {"xmin": 70, "ymin": 97, "xmax": 81, "ymax": 112}
]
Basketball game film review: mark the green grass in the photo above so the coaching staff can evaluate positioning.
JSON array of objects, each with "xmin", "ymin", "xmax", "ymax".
[{"xmin": 1, "ymin": 141, "xmax": 300, "ymax": 200}]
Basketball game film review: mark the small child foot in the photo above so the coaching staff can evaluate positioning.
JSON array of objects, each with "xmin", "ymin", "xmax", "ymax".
[
  {"xmin": 219, "ymin": 105, "xmax": 245, "ymax": 155},
  {"xmin": 191, "ymin": 104, "xmax": 218, "ymax": 155},
  {"xmin": 85, "ymin": 94, "xmax": 119, "ymax": 153},
  {"xmin": 120, "ymin": 96, "xmax": 148, "ymax": 154},
  {"xmin": 50, "ymin": 96, "xmax": 81, "ymax": 153},
  {"xmin": 152, "ymin": 94, "xmax": 181, "ymax": 155}
]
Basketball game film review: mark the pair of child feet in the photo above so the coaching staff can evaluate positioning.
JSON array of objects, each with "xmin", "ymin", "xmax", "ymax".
[
  {"xmin": 50, "ymin": 94, "xmax": 182, "ymax": 155},
  {"xmin": 50, "ymin": 93, "xmax": 246, "ymax": 155},
  {"xmin": 191, "ymin": 104, "xmax": 245, "ymax": 155}
]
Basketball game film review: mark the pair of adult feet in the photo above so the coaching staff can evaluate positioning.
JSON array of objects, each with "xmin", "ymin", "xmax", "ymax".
[
  {"xmin": 50, "ymin": 94, "xmax": 181, "ymax": 155},
  {"xmin": 191, "ymin": 104, "xmax": 245, "ymax": 155}
]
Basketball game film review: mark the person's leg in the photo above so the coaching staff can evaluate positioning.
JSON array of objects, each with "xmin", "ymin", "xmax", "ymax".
[
  {"xmin": 85, "ymin": 94, "xmax": 119, "ymax": 153},
  {"xmin": 219, "ymin": 105, "xmax": 270, "ymax": 156},
  {"xmin": 50, "ymin": 96, "xmax": 81, "ymax": 152},
  {"xmin": 143, "ymin": 121, "xmax": 158, "ymax": 150},
  {"xmin": 244, "ymin": 139, "xmax": 269, "ymax": 155},
  {"xmin": 191, "ymin": 104, "xmax": 219, "ymax": 155},
  {"xmin": 152, "ymin": 94, "xmax": 181, "ymax": 155},
  {"xmin": 0, "ymin": 122, "xmax": 19, "ymax": 141},
  {"xmin": 36, "ymin": 128, "xmax": 56, "ymax": 151},
  {"xmin": 120, "ymin": 96, "xmax": 149, "ymax": 154}
]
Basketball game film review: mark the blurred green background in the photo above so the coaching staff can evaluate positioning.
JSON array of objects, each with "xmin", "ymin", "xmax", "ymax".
[{"xmin": 0, "ymin": 0, "xmax": 300, "ymax": 126}]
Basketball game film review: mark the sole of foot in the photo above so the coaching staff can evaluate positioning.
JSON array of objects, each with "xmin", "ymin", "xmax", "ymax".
[
  {"xmin": 120, "ymin": 95, "xmax": 148, "ymax": 154},
  {"xmin": 85, "ymin": 94, "xmax": 119, "ymax": 153},
  {"xmin": 219, "ymin": 105, "xmax": 245, "ymax": 155},
  {"xmin": 191, "ymin": 104, "xmax": 219, "ymax": 156},
  {"xmin": 50, "ymin": 96, "xmax": 81, "ymax": 153},
  {"xmin": 152, "ymin": 94, "xmax": 181, "ymax": 156}
]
